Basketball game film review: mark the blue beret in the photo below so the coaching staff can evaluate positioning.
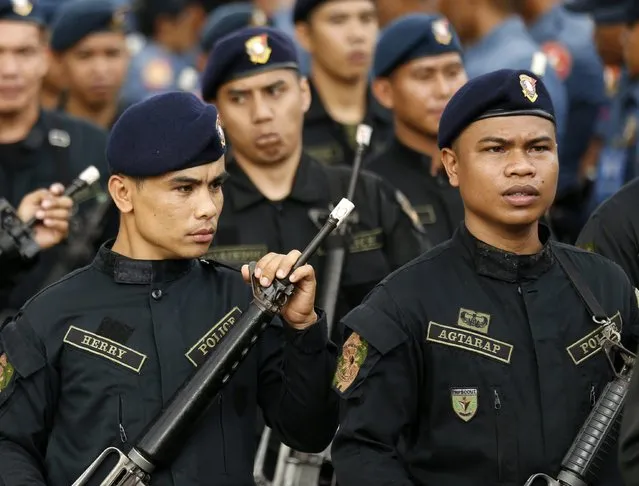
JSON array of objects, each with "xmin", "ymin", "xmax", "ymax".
[
  {"xmin": 50, "ymin": 0, "xmax": 126, "ymax": 52},
  {"xmin": 107, "ymin": 92, "xmax": 227, "ymax": 177},
  {"xmin": 40, "ymin": 0, "xmax": 70, "ymax": 25},
  {"xmin": 293, "ymin": 0, "xmax": 328, "ymax": 22},
  {"xmin": 373, "ymin": 14, "xmax": 462, "ymax": 78},
  {"xmin": 438, "ymin": 69, "xmax": 555, "ymax": 149},
  {"xmin": 0, "ymin": 0, "xmax": 45, "ymax": 24},
  {"xmin": 200, "ymin": 3, "xmax": 271, "ymax": 53},
  {"xmin": 564, "ymin": 0, "xmax": 630, "ymax": 24},
  {"xmin": 201, "ymin": 26, "xmax": 298, "ymax": 101}
]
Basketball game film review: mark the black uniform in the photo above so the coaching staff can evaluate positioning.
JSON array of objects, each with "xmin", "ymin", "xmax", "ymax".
[
  {"xmin": 366, "ymin": 138, "xmax": 465, "ymax": 245},
  {"xmin": 0, "ymin": 109, "xmax": 117, "ymax": 313},
  {"xmin": 331, "ymin": 224, "xmax": 638, "ymax": 485},
  {"xmin": 0, "ymin": 243, "xmax": 338, "ymax": 485},
  {"xmin": 209, "ymin": 154, "xmax": 430, "ymax": 322},
  {"xmin": 301, "ymin": 79, "xmax": 393, "ymax": 167},
  {"xmin": 576, "ymin": 178, "xmax": 639, "ymax": 287}
]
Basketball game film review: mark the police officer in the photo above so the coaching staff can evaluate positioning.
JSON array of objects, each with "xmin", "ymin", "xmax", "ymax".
[
  {"xmin": 50, "ymin": 0, "xmax": 130, "ymax": 130},
  {"xmin": 200, "ymin": 26, "xmax": 429, "ymax": 328},
  {"xmin": 519, "ymin": 0, "xmax": 606, "ymax": 243},
  {"xmin": 0, "ymin": 185, "xmax": 73, "ymax": 298},
  {"xmin": 0, "ymin": 0, "xmax": 115, "ymax": 313},
  {"xmin": 435, "ymin": 0, "xmax": 568, "ymax": 143},
  {"xmin": 197, "ymin": 2, "xmax": 271, "ymax": 72},
  {"xmin": 39, "ymin": 0, "xmax": 70, "ymax": 110},
  {"xmin": 331, "ymin": 69, "xmax": 637, "ymax": 485},
  {"xmin": 0, "ymin": 91, "xmax": 338, "ymax": 485},
  {"xmin": 367, "ymin": 13, "xmax": 465, "ymax": 245},
  {"xmin": 120, "ymin": 0, "xmax": 207, "ymax": 107},
  {"xmin": 293, "ymin": 0, "xmax": 393, "ymax": 166}
]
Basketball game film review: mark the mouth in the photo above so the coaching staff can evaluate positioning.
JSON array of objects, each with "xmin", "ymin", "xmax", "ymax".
[
  {"xmin": 188, "ymin": 228, "xmax": 214, "ymax": 244},
  {"xmin": 255, "ymin": 133, "xmax": 281, "ymax": 147},
  {"xmin": 348, "ymin": 51, "xmax": 368, "ymax": 63},
  {"xmin": 502, "ymin": 185, "xmax": 541, "ymax": 207}
]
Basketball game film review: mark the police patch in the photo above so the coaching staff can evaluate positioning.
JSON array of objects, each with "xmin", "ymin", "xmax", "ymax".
[
  {"xmin": 142, "ymin": 58, "xmax": 174, "ymax": 90},
  {"xmin": 415, "ymin": 204, "xmax": 437, "ymax": 225},
  {"xmin": 0, "ymin": 353, "xmax": 15, "ymax": 393},
  {"xmin": 350, "ymin": 228, "xmax": 383, "ymax": 253},
  {"xmin": 566, "ymin": 311, "xmax": 622, "ymax": 365},
  {"xmin": 457, "ymin": 308, "xmax": 490, "ymax": 334},
  {"xmin": 451, "ymin": 388, "xmax": 478, "ymax": 422},
  {"xmin": 205, "ymin": 244, "xmax": 268, "ymax": 264},
  {"xmin": 519, "ymin": 74, "xmax": 539, "ymax": 103},
  {"xmin": 541, "ymin": 41, "xmax": 572, "ymax": 81},
  {"xmin": 426, "ymin": 322, "xmax": 513, "ymax": 364},
  {"xmin": 63, "ymin": 326, "xmax": 147, "ymax": 373},
  {"xmin": 186, "ymin": 307, "xmax": 243, "ymax": 367},
  {"xmin": 334, "ymin": 332, "xmax": 368, "ymax": 393},
  {"xmin": 245, "ymin": 34, "xmax": 272, "ymax": 64}
]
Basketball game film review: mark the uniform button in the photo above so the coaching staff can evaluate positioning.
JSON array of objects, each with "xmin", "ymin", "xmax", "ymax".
[{"xmin": 151, "ymin": 289, "xmax": 163, "ymax": 300}]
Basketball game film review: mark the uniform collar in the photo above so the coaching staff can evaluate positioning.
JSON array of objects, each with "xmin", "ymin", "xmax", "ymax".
[
  {"xmin": 93, "ymin": 240, "xmax": 196, "ymax": 284},
  {"xmin": 226, "ymin": 154, "xmax": 327, "ymax": 211},
  {"xmin": 20, "ymin": 111, "xmax": 48, "ymax": 150},
  {"xmin": 390, "ymin": 137, "xmax": 434, "ymax": 173},
  {"xmin": 466, "ymin": 16, "xmax": 529, "ymax": 58},
  {"xmin": 456, "ymin": 223, "xmax": 554, "ymax": 282},
  {"xmin": 305, "ymin": 77, "xmax": 391, "ymax": 124}
]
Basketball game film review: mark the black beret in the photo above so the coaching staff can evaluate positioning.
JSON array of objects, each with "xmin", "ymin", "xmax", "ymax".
[
  {"xmin": 438, "ymin": 69, "xmax": 555, "ymax": 149},
  {"xmin": 0, "ymin": 0, "xmax": 45, "ymax": 24},
  {"xmin": 293, "ymin": 0, "xmax": 328, "ymax": 22},
  {"xmin": 50, "ymin": 0, "xmax": 126, "ymax": 52},
  {"xmin": 40, "ymin": 0, "xmax": 69, "ymax": 25},
  {"xmin": 200, "ymin": 3, "xmax": 271, "ymax": 53},
  {"xmin": 107, "ymin": 92, "xmax": 227, "ymax": 177},
  {"xmin": 201, "ymin": 26, "xmax": 298, "ymax": 101},
  {"xmin": 564, "ymin": 0, "xmax": 630, "ymax": 24},
  {"xmin": 628, "ymin": 0, "xmax": 639, "ymax": 22},
  {"xmin": 373, "ymin": 14, "xmax": 463, "ymax": 78}
]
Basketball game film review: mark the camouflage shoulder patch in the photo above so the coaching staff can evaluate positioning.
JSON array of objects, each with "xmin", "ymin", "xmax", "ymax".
[
  {"xmin": 333, "ymin": 332, "xmax": 368, "ymax": 393},
  {"xmin": 0, "ymin": 353, "xmax": 15, "ymax": 393},
  {"xmin": 395, "ymin": 190, "xmax": 424, "ymax": 232}
]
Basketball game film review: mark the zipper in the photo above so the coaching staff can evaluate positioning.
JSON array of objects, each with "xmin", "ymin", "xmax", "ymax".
[
  {"xmin": 218, "ymin": 393, "xmax": 227, "ymax": 471},
  {"xmin": 493, "ymin": 388, "xmax": 503, "ymax": 480},
  {"xmin": 118, "ymin": 395, "xmax": 128, "ymax": 444},
  {"xmin": 590, "ymin": 384, "xmax": 597, "ymax": 407}
]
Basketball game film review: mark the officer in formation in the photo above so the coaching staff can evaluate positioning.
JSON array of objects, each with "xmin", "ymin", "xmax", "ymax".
[
  {"xmin": 1, "ymin": 186, "xmax": 73, "ymax": 299},
  {"xmin": 201, "ymin": 25, "xmax": 429, "ymax": 330},
  {"xmin": 519, "ymin": 0, "xmax": 606, "ymax": 242},
  {"xmin": 120, "ymin": 0, "xmax": 207, "ymax": 108},
  {"xmin": 293, "ymin": 0, "xmax": 393, "ymax": 166},
  {"xmin": 367, "ymin": 13, "xmax": 465, "ymax": 245},
  {"xmin": 50, "ymin": 0, "xmax": 130, "ymax": 131},
  {"xmin": 0, "ymin": 92, "xmax": 338, "ymax": 485},
  {"xmin": 435, "ymin": 0, "xmax": 568, "ymax": 144},
  {"xmin": 0, "ymin": 0, "xmax": 115, "ymax": 315},
  {"xmin": 331, "ymin": 69, "xmax": 637, "ymax": 485},
  {"xmin": 197, "ymin": 1, "xmax": 271, "ymax": 72},
  {"xmin": 39, "ymin": 0, "xmax": 70, "ymax": 110}
]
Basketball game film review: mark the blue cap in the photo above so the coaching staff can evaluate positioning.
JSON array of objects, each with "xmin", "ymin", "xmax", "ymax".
[
  {"xmin": 438, "ymin": 69, "xmax": 555, "ymax": 149},
  {"xmin": 40, "ymin": 0, "xmax": 70, "ymax": 25},
  {"xmin": 373, "ymin": 14, "xmax": 462, "ymax": 78},
  {"xmin": 201, "ymin": 26, "xmax": 299, "ymax": 100},
  {"xmin": 293, "ymin": 0, "xmax": 329, "ymax": 22},
  {"xmin": 50, "ymin": 0, "xmax": 126, "ymax": 52},
  {"xmin": 0, "ymin": 0, "xmax": 45, "ymax": 24},
  {"xmin": 200, "ymin": 3, "xmax": 271, "ymax": 53},
  {"xmin": 107, "ymin": 92, "xmax": 227, "ymax": 177},
  {"xmin": 564, "ymin": 0, "xmax": 630, "ymax": 24}
]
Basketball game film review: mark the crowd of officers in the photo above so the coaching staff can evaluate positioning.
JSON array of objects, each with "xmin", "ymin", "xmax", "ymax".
[{"xmin": 3, "ymin": 0, "xmax": 639, "ymax": 484}]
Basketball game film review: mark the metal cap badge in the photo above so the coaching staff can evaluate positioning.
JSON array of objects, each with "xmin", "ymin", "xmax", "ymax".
[
  {"xmin": 519, "ymin": 74, "xmax": 538, "ymax": 103},
  {"xmin": 245, "ymin": 34, "xmax": 272, "ymax": 65}
]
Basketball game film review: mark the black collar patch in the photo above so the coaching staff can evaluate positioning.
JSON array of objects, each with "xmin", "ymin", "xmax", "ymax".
[
  {"xmin": 63, "ymin": 326, "xmax": 147, "ymax": 373},
  {"xmin": 186, "ymin": 307, "xmax": 243, "ymax": 367}
]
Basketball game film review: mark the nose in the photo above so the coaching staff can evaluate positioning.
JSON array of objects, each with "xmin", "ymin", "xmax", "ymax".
[
  {"xmin": 505, "ymin": 151, "xmax": 537, "ymax": 178},
  {"xmin": 251, "ymin": 93, "xmax": 274, "ymax": 124},
  {"xmin": 194, "ymin": 188, "xmax": 221, "ymax": 220}
]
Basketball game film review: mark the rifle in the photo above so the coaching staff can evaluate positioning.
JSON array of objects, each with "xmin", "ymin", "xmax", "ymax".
[
  {"xmin": 73, "ymin": 198, "xmax": 355, "ymax": 486},
  {"xmin": 524, "ymin": 321, "xmax": 636, "ymax": 486},
  {"xmin": 253, "ymin": 125, "xmax": 372, "ymax": 486}
]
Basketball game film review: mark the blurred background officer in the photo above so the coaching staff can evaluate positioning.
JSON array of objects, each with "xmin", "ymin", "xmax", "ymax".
[
  {"xmin": 367, "ymin": 13, "xmax": 466, "ymax": 245},
  {"xmin": 0, "ymin": 92, "xmax": 338, "ymax": 485},
  {"xmin": 435, "ymin": 0, "xmax": 568, "ymax": 144},
  {"xmin": 293, "ymin": 0, "xmax": 392, "ymax": 166},
  {"xmin": 197, "ymin": 1, "xmax": 271, "ymax": 72},
  {"xmin": 120, "ymin": 0, "xmax": 209, "ymax": 107},
  {"xmin": 50, "ymin": 0, "xmax": 130, "ymax": 130},
  {"xmin": 519, "ymin": 0, "xmax": 606, "ymax": 243},
  {"xmin": 332, "ymin": 69, "xmax": 636, "ymax": 486},
  {"xmin": 39, "ymin": 0, "xmax": 70, "ymax": 110},
  {"xmin": 374, "ymin": 0, "xmax": 437, "ymax": 27},
  {"xmin": 201, "ymin": 26, "xmax": 428, "ymax": 328},
  {"xmin": 0, "ymin": 0, "xmax": 115, "ymax": 315},
  {"xmin": 1, "ymin": 185, "xmax": 73, "ymax": 304}
]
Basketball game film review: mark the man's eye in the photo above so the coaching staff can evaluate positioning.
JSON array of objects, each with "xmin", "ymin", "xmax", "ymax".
[
  {"xmin": 486, "ymin": 146, "xmax": 504, "ymax": 153},
  {"xmin": 176, "ymin": 185, "xmax": 192, "ymax": 193},
  {"xmin": 531, "ymin": 145, "xmax": 549, "ymax": 153}
]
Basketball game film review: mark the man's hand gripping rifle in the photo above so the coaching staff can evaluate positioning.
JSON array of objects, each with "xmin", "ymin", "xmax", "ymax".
[
  {"xmin": 525, "ymin": 317, "xmax": 636, "ymax": 486},
  {"xmin": 72, "ymin": 198, "xmax": 356, "ymax": 486}
]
